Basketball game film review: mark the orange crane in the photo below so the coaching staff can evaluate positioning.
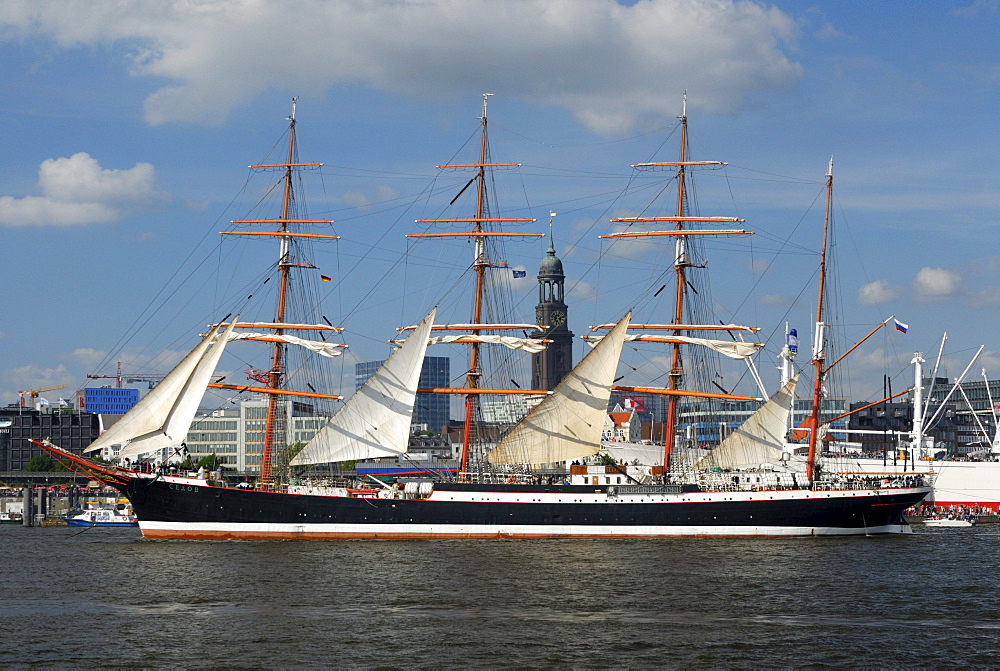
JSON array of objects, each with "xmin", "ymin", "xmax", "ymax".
[{"xmin": 17, "ymin": 384, "xmax": 68, "ymax": 408}]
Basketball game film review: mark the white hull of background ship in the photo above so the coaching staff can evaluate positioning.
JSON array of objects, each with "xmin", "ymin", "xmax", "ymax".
[
  {"xmin": 34, "ymin": 97, "xmax": 929, "ymax": 539},
  {"xmin": 827, "ymin": 346, "xmax": 1000, "ymax": 512}
]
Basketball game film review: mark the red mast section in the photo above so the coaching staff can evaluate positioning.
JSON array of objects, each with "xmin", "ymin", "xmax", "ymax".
[
  {"xmin": 409, "ymin": 94, "xmax": 544, "ymax": 476},
  {"xmin": 805, "ymin": 158, "xmax": 834, "ymax": 483},
  {"xmin": 217, "ymin": 98, "xmax": 340, "ymax": 485},
  {"xmin": 600, "ymin": 94, "xmax": 756, "ymax": 475}
]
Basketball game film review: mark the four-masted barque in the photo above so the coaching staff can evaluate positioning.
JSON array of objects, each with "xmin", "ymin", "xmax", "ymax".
[{"xmin": 34, "ymin": 96, "xmax": 929, "ymax": 538}]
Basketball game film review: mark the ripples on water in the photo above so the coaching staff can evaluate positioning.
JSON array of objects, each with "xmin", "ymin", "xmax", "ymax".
[{"xmin": 3, "ymin": 525, "xmax": 999, "ymax": 668}]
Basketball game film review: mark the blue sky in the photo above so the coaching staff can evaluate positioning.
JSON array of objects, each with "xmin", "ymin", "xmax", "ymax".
[{"xmin": 1, "ymin": 0, "xmax": 999, "ymax": 410}]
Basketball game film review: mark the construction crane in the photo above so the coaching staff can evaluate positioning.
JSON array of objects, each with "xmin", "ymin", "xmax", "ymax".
[
  {"xmin": 86, "ymin": 362, "xmax": 164, "ymax": 389},
  {"xmin": 17, "ymin": 384, "xmax": 68, "ymax": 408}
]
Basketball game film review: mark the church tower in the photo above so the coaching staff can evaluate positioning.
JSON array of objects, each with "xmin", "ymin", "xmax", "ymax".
[{"xmin": 531, "ymin": 218, "xmax": 574, "ymax": 390}]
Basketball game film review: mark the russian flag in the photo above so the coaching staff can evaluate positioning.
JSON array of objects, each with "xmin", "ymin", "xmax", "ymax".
[{"xmin": 894, "ymin": 318, "xmax": 908, "ymax": 333}]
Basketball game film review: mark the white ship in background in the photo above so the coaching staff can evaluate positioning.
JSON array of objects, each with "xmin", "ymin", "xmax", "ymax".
[{"xmin": 831, "ymin": 345, "xmax": 1000, "ymax": 511}]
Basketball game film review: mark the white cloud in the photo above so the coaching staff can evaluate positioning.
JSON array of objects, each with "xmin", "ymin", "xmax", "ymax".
[
  {"xmin": 850, "ymin": 346, "xmax": 892, "ymax": 369},
  {"xmin": 979, "ymin": 349, "xmax": 1000, "ymax": 372},
  {"xmin": 68, "ymin": 348, "xmax": 107, "ymax": 369},
  {"xmin": 340, "ymin": 184, "xmax": 402, "ymax": 210},
  {"xmin": 760, "ymin": 294, "xmax": 795, "ymax": 307},
  {"xmin": 858, "ymin": 279, "xmax": 901, "ymax": 306},
  {"xmin": 1, "ymin": 363, "xmax": 72, "ymax": 405},
  {"xmin": 0, "ymin": 0, "xmax": 803, "ymax": 133},
  {"xmin": 913, "ymin": 266, "xmax": 962, "ymax": 301},
  {"xmin": 966, "ymin": 287, "xmax": 1000, "ymax": 308},
  {"xmin": 0, "ymin": 152, "xmax": 163, "ymax": 227},
  {"xmin": 566, "ymin": 279, "xmax": 597, "ymax": 303}
]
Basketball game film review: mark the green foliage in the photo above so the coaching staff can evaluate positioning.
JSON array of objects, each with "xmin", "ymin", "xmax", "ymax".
[
  {"xmin": 25, "ymin": 455, "xmax": 56, "ymax": 472},
  {"xmin": 196, "ymin": 454, "xmax": 223, "ymax": 470},
  {"xmin": 275, "ymin": 441, "xmax": 307, "ymax": 481}
]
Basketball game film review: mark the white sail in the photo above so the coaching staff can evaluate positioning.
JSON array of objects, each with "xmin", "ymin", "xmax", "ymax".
[
  {"xmin": 585, "ymin": 334, "xmax": 759, "ymax": 360},
  {"xmin": 696, "ymin": 374, "xmax": 799, "ymax": 470},
  {"xmin": 290, "ymin": 307, "xmax": 437, "ymax": 465},
  {"xmin": 487, "ymin": 312, "xmax": 632, "ymax": 465},
  {"xmin": 87, "ymin": 320, "xmax": 237, "ymax": 458},
  {"xmin": 395, "ymin": 334, "xmax": 547, "ymax": 353},
  {"xmin": 227, "ymin": 332, "xmax": 345, "ymax": 357}
]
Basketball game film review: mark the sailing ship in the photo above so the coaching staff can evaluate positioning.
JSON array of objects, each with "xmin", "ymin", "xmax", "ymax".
[{"xmin": 33, "ymin": 97, "xmax": 930, "ymax": 538}]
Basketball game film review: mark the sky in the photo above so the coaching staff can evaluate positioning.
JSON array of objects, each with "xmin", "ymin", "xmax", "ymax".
[{"xmin": 1, "ymin": 0, "xmax": 999, "ymax": 413}]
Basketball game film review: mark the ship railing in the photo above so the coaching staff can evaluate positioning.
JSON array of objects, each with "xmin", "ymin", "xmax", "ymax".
[
  {"xmin": 459, "ymin": 472, "xmax": 535, "ymax": 485},
  {"xmin": 813, "ymin": 474, "xmax": 927, "ymax": 491},
  {"xmin": 682, "ymin": 471, "xmax": 927, "ymax": 493}
]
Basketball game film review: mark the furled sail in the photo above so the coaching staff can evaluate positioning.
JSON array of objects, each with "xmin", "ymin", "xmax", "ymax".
[
  {"xmin": 487, "ymin": 312, "xmax": 632, "ymax": 465},
  {"xmin": 696, "ymin": 374, "xmax": 799, "ymax": 470},
  {"xmin": 585, "ymin": 334, "xmax": 759, "ymax": 360},
  {"xmin": 290, "ymin": 307, "xmax": 437, "ymax": 465},
  {"xmin": 87, "ymin": 320, "xmax": 238, "ymax": 458},
  {"xmin": 226, "ymin": 332, "xmax": 344, "ymax": 357},
  {"xmin": 394, "ymin": 334, "xmax": 548, "ymax": 353}
]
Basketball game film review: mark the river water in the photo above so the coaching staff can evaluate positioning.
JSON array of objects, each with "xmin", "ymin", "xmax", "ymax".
[{"xmin": 2, "ymin": 524, "xmax": 998, "ymax": 668}]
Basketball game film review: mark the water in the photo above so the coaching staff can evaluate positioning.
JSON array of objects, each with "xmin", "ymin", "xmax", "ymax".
[{"xmin": 3, "ymin": 525, "xmax": 999, "ymax": 668}]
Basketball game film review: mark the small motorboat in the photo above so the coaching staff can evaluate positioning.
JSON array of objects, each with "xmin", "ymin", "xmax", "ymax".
[
  {"xmin": 65, "ymin": 500, "xmax": 138, "ymax": 527},
  {"xmin": 923, "ymin": 516, "xmax": 975, "ymax": 527}
]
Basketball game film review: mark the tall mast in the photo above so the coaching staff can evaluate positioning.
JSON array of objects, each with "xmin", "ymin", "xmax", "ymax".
[
  {"xmin": 409, "ymin": 95, "xmax": 544, "ymax": 476},
  {"xmin": 600, "ymin": 94, "xmax": 756, "ymax": 474},
  {"xmin": 661, "ymin": 94, "xmax": 689, "ymax": 470},
  {"xmin": 805, "ymin": 157, "xmax": 834, "ymax": 482},
  {"xmin": 215, "ymin": 98, "xmax": 341, "ymax": 485},
  {"xmin": 459, "ymin": 92, "xmax": 493, "ymax": 476},
  {"xmin": 260, "ymin": 98, "xmax": 299, "ymax": 484}
]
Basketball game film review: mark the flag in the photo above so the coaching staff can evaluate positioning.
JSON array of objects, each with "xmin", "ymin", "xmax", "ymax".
[
  {"xmin": 894, "ymin": 319, "xmax": 908, "ymax": 333},
  {"xmin": 786, "ymin": 328, "xmax": 799, "ymax": 354},
  {"xmin": 623, "ymin": 396, "xmax": 645, "ymax": 414},
  {"xmin": 512, "ymin": 270, "xmax": 526, "ymax": 278},
  {"xmin": 58, "ymin": 398, "xmax": 69, "ymax": 408},
  {"xmin": 37, "ymin": 397, "xmax": 50, "ymax": 407},
  {"xmin": 320, "ymin": 275, "xmax": 332, "ymax": 282}
]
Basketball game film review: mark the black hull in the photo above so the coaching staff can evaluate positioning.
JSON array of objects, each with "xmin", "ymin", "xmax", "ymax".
[{"xmin": 104, "ymin": 475, "xmax": 929, "ymax": 539}]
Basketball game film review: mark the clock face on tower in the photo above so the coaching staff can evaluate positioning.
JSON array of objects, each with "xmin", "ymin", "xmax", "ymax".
[{"xmin": 549, "ymin": 311, "xmax": 566, "ymax": 327}]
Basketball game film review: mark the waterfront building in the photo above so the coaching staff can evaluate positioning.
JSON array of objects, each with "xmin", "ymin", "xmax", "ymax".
[
  {"xmin": 674, "ymin": 396, "xmax": 849, "ymax": 449},
  {"xmin": 81, "ymin": 387, "xmax": 139, "ymax": 414},
  {"xmin": 185, "ymin": 399, "xmax": 327, "ymax": 474},
  {"xmin": 355, "ymin": 356, "xmax": 450, "ymax": 434},
  {"xmin": 603, "ymin": 407, "xmax": 640, "ymax": 442},
  {"xmin": 0, "ymin": 407, "xmax": 101, "ymax": 471},
  {"xmin": 848, "ymin": 376, "xmax": 1000, "ymax": 457}
]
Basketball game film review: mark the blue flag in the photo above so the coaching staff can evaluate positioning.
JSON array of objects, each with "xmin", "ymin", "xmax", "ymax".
[{"xmin": 786, "ymin": 328, "xmax": 799, "ymax": 354}]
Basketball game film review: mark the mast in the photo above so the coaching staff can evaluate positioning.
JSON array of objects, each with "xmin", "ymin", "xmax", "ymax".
[
  {"xmin": 600, "ymin": 94, "xmax": 756, "ymax": 473},
  {"xmin": 911, "ymin": 352, "xmax": 926, "ymax": 458},
  {"xmin": 661, "ymin": 94, "xmax": 690, "ymax": 469},
  {"xmin": 259, "ymin": 99, "xmax": 298, "ymax": 484},
  {"xmin": 410, "ymin": 95, "xmax": 544, "ymax": 478},
  {"xmin": 458, "ymin": 93, "xmax": 493, "ymax": 476},
  {"xmin": 220, "ymin": 98, "xmax": 339, "ymax": 485},
  {"xmin": 805, "ymin": 157, "xmax": 834, "ymax": 482}
]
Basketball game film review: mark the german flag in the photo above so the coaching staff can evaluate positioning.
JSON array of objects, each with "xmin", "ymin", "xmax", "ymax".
[{"xmin": 320, "ymin": 275, "xmax": 332, "ymax": 282}]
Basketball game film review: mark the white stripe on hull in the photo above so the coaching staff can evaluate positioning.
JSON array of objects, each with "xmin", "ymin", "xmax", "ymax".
[{"xmin": 139, "ymin": 520, "xmax": 911, "ymax": 540}]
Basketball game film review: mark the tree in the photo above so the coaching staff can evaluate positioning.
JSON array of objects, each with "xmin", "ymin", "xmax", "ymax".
[
  {"xmin": 196, "ymin": 454, "xmax": 223, "ymax": 470},
  {"xmin": 275, "ymin": 441, "xmax": 307, "ymax": 482},
  {"xmin": 24, "ymin": 454, "xmax": 68, "ymax": 472}
]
